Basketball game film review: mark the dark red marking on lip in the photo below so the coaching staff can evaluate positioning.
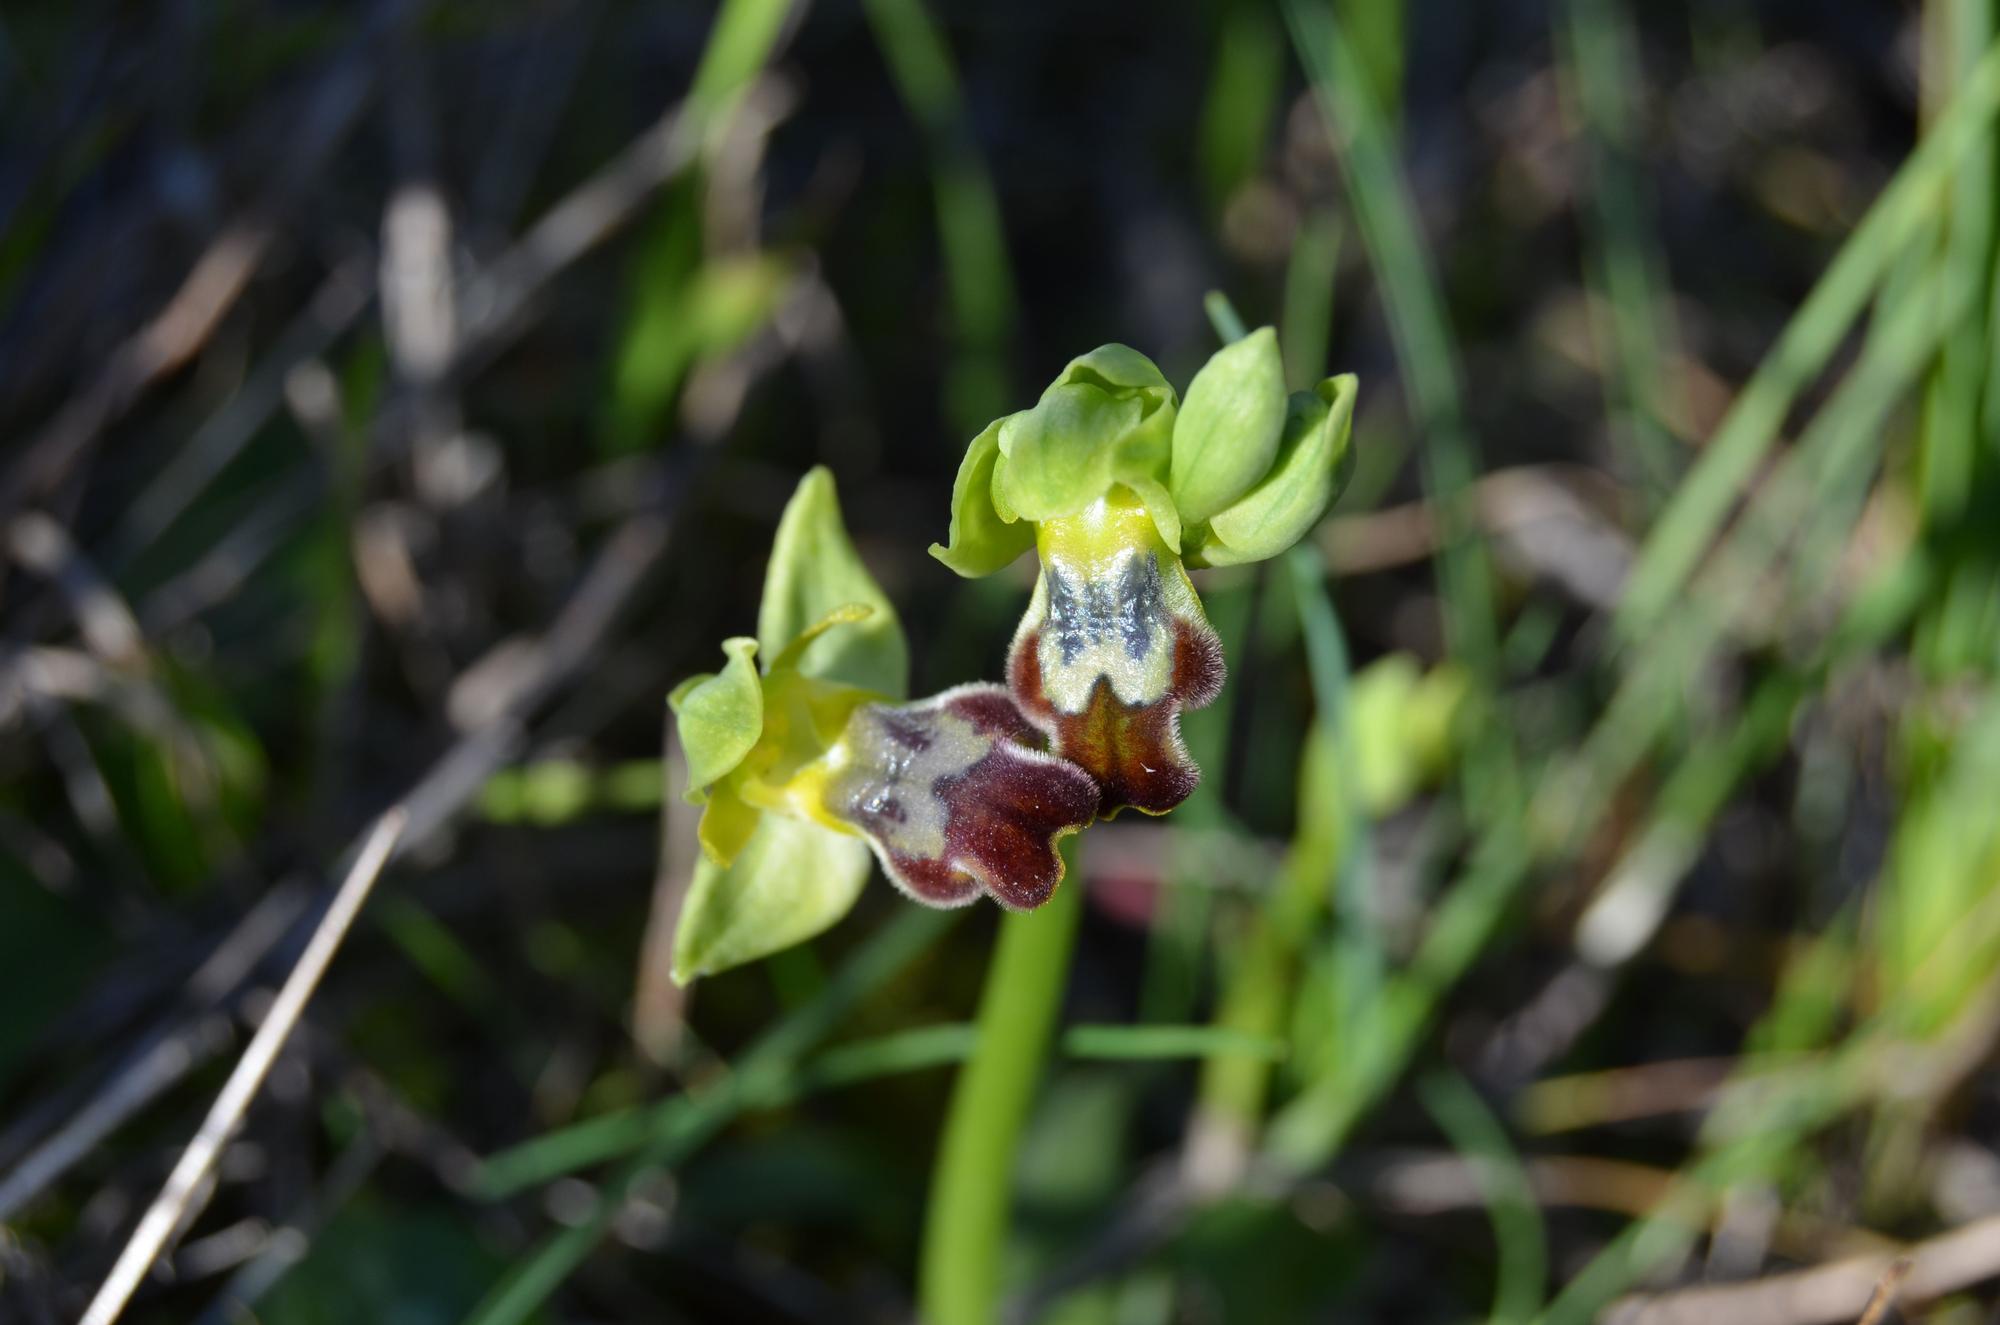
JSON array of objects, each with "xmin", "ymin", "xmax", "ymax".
[
  {"xmin": 1010, "ymin": 617, "xmax": 1225, "ymax": 817},
  {"xmin": 829, "ymin": 685, "xmax": 1100, "ymax": 911}
]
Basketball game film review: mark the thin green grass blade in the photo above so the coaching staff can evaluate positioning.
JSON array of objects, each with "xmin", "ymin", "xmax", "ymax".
[
  {"xmin": 1281, "ymin": 209, "xmax": 1341, "ymax": 390},
  {"xmin": 1560, "ymin": 0, "xmax": 1685, "ymax": 504},
  {"xmin": 688, "ymin": 0, "xmax": 794, "ymax": 117},
  {"xmin": 863, "ymin": 0, "xmax": 1017, "ymax": 433},
  {"xmin": 1197, "ymin": 1, "xmax": 1283, "ymax": 211},
  {"xmin": 1615, "ymin": 38, "xmax": 2000, "ymax": 641},
  {"xmin": 1419, "ymin": 1072, "xmax": 1546, "ymax": 1325},
  {"xmin": 1282, "ymin": 0, "xmax": 1497, "ymax": 675},
  {"xmin": 1203, "ymin": 290, "xmax": 1249, "ymax": 345},
  {"xmin": 460, "ymin": 906, "xmax": 952, "ymax": 1325},
  {"xmin": 1063, "ymin": 1024, "xmax": 1284, "ymax": 1062},
  {"xmin": 476, "ymin": 1016, "xmax": 1286, "ymax": 1200},
  {"xmin": 1918, "ymin": 0, "xmax": 1996, "ymax": 525},
  {"xmin": 1544, "ymin": 263, "xmax": 1972, "ymax": 850}
]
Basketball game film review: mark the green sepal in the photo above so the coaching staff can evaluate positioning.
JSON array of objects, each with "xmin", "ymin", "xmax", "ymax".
[
  {"xmin": 1120, "ymin": 474, "xmax": 1182, "ymax": 554},
  {"xmin": 990, "ymin": 454, "xmax": 1020, "ymax": 523},
  {"xmin": 669, "ymin": 636, "xmax": 763, "ymax": 799},
  {"xmin": 995, "ymin": 344, "xmax": 1178, "ymax": 526},
  {"xmin": 769, "ymin": 602, "xmax": 876, "ymax": 674},
  {"xmin": 758, "ymin": 466, "xmax": 909, "ymax": 698},
  {"xmin": 1168, "ymin": 326, "xmax": 1287, "ymax": 524},
  {"xmin": 671, "ymin": 814, "xmax": 873, "ymax": 982},
  {"xmin": 930, "ymin": 414, "xmax": 1034, "ymax": 577},
  {"xmin": 696, "ymin": 783, "xmax": 763, "ymax": 863},
  {"xmin": 1186, "ymin": 374, "xmax": 1356, "ymax": 568}
]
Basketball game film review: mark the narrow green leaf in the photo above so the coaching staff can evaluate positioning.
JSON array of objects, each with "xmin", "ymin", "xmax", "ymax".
[
  {"xmin": 465, "ymin": 908, "xmax": 954, "ymax": 1324},
  {"xmin": 931, "ymin": 414, "xmax": 1034, "ymax": 577},
  {"xmin": 757, "ymin": 466, "xmax": 909, "ymax": 697},
  {"xmin": 1060, "ymin": 1023, "xmax": 1285, "ymax": 1061},
  {"xmin": 1203, "ymin": 289, "xmax": 1251, "ymax": 344},
  {"xmin": 862, "ymin": 0, "xmax": 1018, "ymax": 435},
  {"xmin": 669, "ymin": 637, "xmax": 763, "ymax": 795},
  {"xmin": 1609, "ymin": 36, "xmax": 2000, "ymax": 644},
  {"xmin": 1285, "ymin": 0, "xmax": 1499, "ymax": 673},
  {"xmin": 688, "ymin": 0, "xmax": 793, "ymax": 117},
  {"xmin": 672, "ymin": 814, "xmax": 873, "ymax": 982},
  {"xmin": 470, "ymin": 1015, "xmax": 1275, "ymax": 1198},
  {"xmin": 805, "ymin": 1024, "xmax": 981, "ymax": 1089},
  {"xmin": 1170, "ymin": 326, "xmax": 1287, "ymax": 523},
  {"xmin": 1419, "ymin": 1072, "xmax": 1546, "ymax": 1325}
]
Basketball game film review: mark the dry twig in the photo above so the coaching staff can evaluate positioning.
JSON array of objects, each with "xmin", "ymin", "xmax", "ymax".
[
  {"xmin": 1606, "ymin": 1218, "xmax": 2000, "ymax": 1325},
  {"xmin": 77, "ymin": 810, "xmax": 407, "ymax": 1325}
]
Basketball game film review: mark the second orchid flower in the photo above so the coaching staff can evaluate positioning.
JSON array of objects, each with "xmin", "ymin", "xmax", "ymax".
[{"xmin": 933, "ymin": 329, "xmax": 1356, "ymax": 816}]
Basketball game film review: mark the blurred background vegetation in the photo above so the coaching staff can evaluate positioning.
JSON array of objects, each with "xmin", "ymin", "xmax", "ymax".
[{"xmin": 5, "ymin": 0, "xmax": 2000, "ymax": 1321}]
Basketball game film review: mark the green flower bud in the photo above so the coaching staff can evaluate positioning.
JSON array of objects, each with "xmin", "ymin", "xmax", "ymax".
[
  {"xmin": 1186, "ymin": 373, "xmax": 1356, "ymax": 568},
  {"xmin": 1168, "ymin": 326, "xmax": 1287, "ymax": 524}
]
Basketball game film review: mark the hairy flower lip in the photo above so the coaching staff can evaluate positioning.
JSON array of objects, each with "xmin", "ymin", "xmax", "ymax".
[
  {"xmin": 1010, "ymin": 614, "xmax": 1223, "ymax": 818},
  {"xmin": 823, "ymin": 683, "xmax": 1101, "ymax": 910},
  {"xmin": 676, "ymin": 611, "xmax": 1101, "ymax": 911},
  {"xmin": 1005, "ymin": 495, "xmax": 1226, "ymax": 819}
]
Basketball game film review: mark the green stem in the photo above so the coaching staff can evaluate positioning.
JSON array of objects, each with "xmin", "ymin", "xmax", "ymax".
[{"xmin": 918, "ymin": 852, "xmax": 1083, "ymax": 1325}]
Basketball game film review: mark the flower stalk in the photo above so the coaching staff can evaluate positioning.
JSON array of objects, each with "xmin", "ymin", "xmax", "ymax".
[{"xmin": 917, "ymin": 838, "xmax": 1083, "ymax": 1325}]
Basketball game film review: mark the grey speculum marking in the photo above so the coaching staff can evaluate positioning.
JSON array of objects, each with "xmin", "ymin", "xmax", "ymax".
[
  {"xmin": 852, "ymin": 710, "xmax": 928, "ymax": 820},
  {"xmin": 827, "ymin": 702, "xmax": 993, "ymax": 864},
  {"xmin": 1045, "ymin": 552, "xmax": 1164, "ymax": 666}
]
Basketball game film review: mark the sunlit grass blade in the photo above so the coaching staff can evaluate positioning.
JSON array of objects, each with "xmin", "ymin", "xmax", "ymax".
[
  {"xmin": 687, "ymin": 0, "xmax": 795, "ymax": 118},
  {"xmin": 1282, "ymin": 0, "xmax": 1498, "ymax": 675},
  {"xmin": 1546, "ymin": 263, "xmax": 1972, "ymax": 849},
  {"xmin": 1917, "ymin": 0, "xmax": 1995, "ymax": 526},
  {"xmin": 1614, "ymin": 37, "xmax": 2000, "ymax": 642},
  {"xmin": 1547, "ymin": 693, "xmax": 2000, "ymax": 1320},
  {"xmin": 1202, "ymin": 289, "xmax": 1249, "ymax": 345},
  {"xmin": 1268, "ymin": 820, "xmax": 1528, "ymax": 1170},
  {"xmin": 1572, "ymin": 675, "xmax": 1802, "ymax": 968}
]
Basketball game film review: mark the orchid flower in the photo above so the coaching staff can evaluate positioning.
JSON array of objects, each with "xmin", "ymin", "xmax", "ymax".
[
  {"xmin": 668, "ymin": 468, "xmax": 1099, "ymax": 981},
  {"xmin": 932, "ymin": 330, "xmax": 1356, "ymax": 816}
]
